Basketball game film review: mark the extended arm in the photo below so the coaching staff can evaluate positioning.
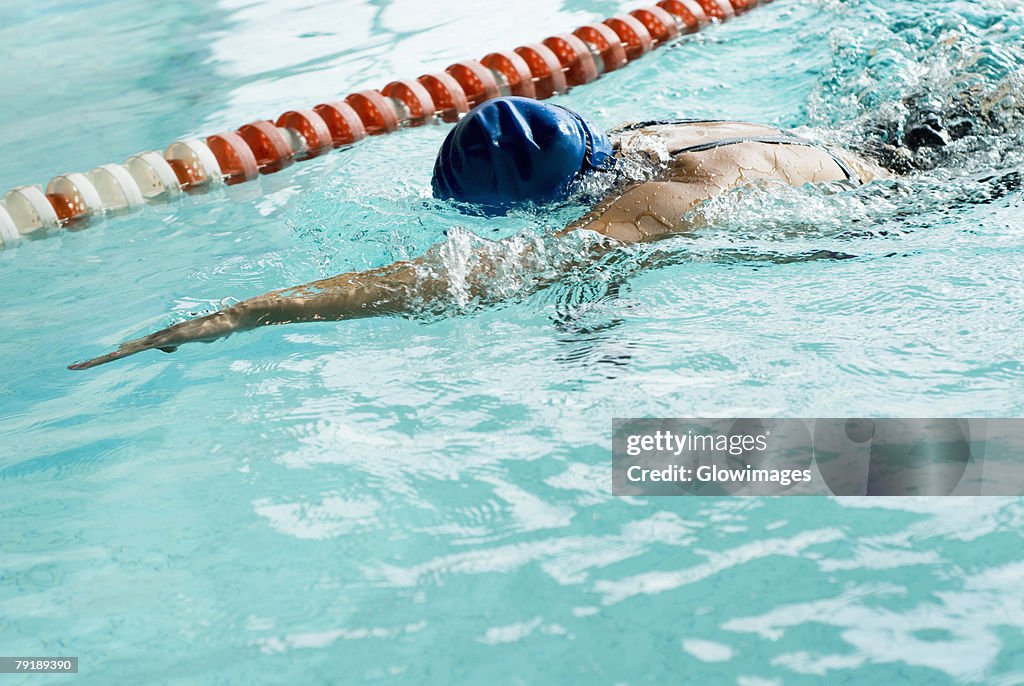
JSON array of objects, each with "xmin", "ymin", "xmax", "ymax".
[
  {"xmin": 69, "ymin": 259, "xmax": 428, "ymax": 370},
  {"xmin": 68, "ymin": 228, "xmax": 617, "ymax": 370}
]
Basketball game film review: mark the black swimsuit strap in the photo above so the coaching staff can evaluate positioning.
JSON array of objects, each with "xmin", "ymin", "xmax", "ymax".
[
  {"xmin": 670, "ymin": 135, "xmax": 861, "ymax": 185},
  {"xmin": 612, "ymin": 117, "xmax": 731, "ymax": 132}
]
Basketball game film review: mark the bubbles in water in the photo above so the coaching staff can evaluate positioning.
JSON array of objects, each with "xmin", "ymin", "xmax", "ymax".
[{"xmin": 406, "ymin": 226, "xmax": 615, "ymax": 316}]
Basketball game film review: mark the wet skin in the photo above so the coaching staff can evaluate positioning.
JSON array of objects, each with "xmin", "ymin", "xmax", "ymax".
[{"xmin": 69, "ymin": 122, "xmax": 888, "ymax": 370}]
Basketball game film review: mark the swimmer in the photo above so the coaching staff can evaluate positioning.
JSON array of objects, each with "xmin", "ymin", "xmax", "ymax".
[{"xmin": 69, "ymin": 96, "xmax": 892, "ymax": 370}]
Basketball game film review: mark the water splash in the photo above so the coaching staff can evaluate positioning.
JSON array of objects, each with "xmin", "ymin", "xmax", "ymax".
[{"xmin": 807, "ymin": 0, "xmax": 1024, "ymax": 175}]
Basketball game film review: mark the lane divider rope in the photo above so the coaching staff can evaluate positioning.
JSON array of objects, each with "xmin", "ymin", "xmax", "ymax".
[{"xmin": 0, "ymin": 0, "xmax": 770, "ymax": 249}]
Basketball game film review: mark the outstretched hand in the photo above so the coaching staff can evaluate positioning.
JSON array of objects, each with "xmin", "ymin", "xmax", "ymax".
[{"xmin": 68, "ymin": 309, "xmax": 245, "ymax": 370}]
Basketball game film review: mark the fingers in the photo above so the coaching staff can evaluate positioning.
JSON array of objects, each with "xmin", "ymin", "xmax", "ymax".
[
  {"xmin": 68, "ymin": 309, "xmax": 243, "ymax": 371},
  {"xmin": 67, "ymin": 341, "xmax": 153, "ymax": 370},
  {"xmin": 68, "ymin": 323, "xmax": 187, "ymax": 370}
]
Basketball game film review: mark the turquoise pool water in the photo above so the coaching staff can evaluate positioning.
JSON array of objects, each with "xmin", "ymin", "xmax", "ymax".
[{"xmin": 2, "ymin": 0, "xmax": 1024, "ymax": 683}]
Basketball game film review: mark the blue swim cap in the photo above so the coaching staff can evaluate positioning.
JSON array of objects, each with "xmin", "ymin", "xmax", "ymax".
[{"xmin": 431, "ymin": 96, "xmax": 615, "ymax": 213}]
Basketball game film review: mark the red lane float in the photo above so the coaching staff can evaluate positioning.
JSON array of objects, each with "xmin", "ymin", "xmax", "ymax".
[
  {"xmin": 630, "ymin": 7, "xmax": 681, "ymax": 44},
  {"xmin": 604, "ymin": 16, "xmax": 654, "ymax": 61},
  {"xmin": 696, "ymin": 0, "xmax": 734, "ymax": 20},
  {"xmin": 574, "ymin": 24, "xmax": 628, "ymax": 74},
  {"xmin": 381, "ymin": 80, "xmax": 436, "ymax": 124},
  {"xmin": 481, "ymin": 52, "xmax": 537, "ymax": 99},
  {"xmin": 657, "ymin": 0, "xmax": 708, "ymax": 29},
  {"xmin": 276, "ymin": 110, "xmax": 333, "ymax": 158},
  {"xmin": 165, "ymin": 139, "xmax": 223, "ymax": 188},
  {"xmin": 45, "ymin": 173, "xmax": 103, "ymax": 224},
  {"xmin": 237, "ymin": 120, "xmax": 294, "ymax": 174},
  {"xmin": 207, "ymin": 132, "xmax": 259, "ymax": 185},
  {"xmin": 445, "ymin": 61, "xmax": 501, "ymax": 107},
  {"xmin": 344, "ymin": 91, "xmax": 400, "ymax": 134},
  {"xmin": 513, "ymin": 44, "xmax": 567, "ymax": 99},
  {"xmin": 417, "ymin": 72, "xmax": 470, "ymax": 122},
  {"xmin": 542, "ymin": 34, "xmax": 599, "ymax": 86},
  {"xmin": 729, "ymin": 0, "xmax": 758, "ymax": 13},
  {"xmin": 313, "ymin": 101, "xmax": 368, "ymax": 145}
]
